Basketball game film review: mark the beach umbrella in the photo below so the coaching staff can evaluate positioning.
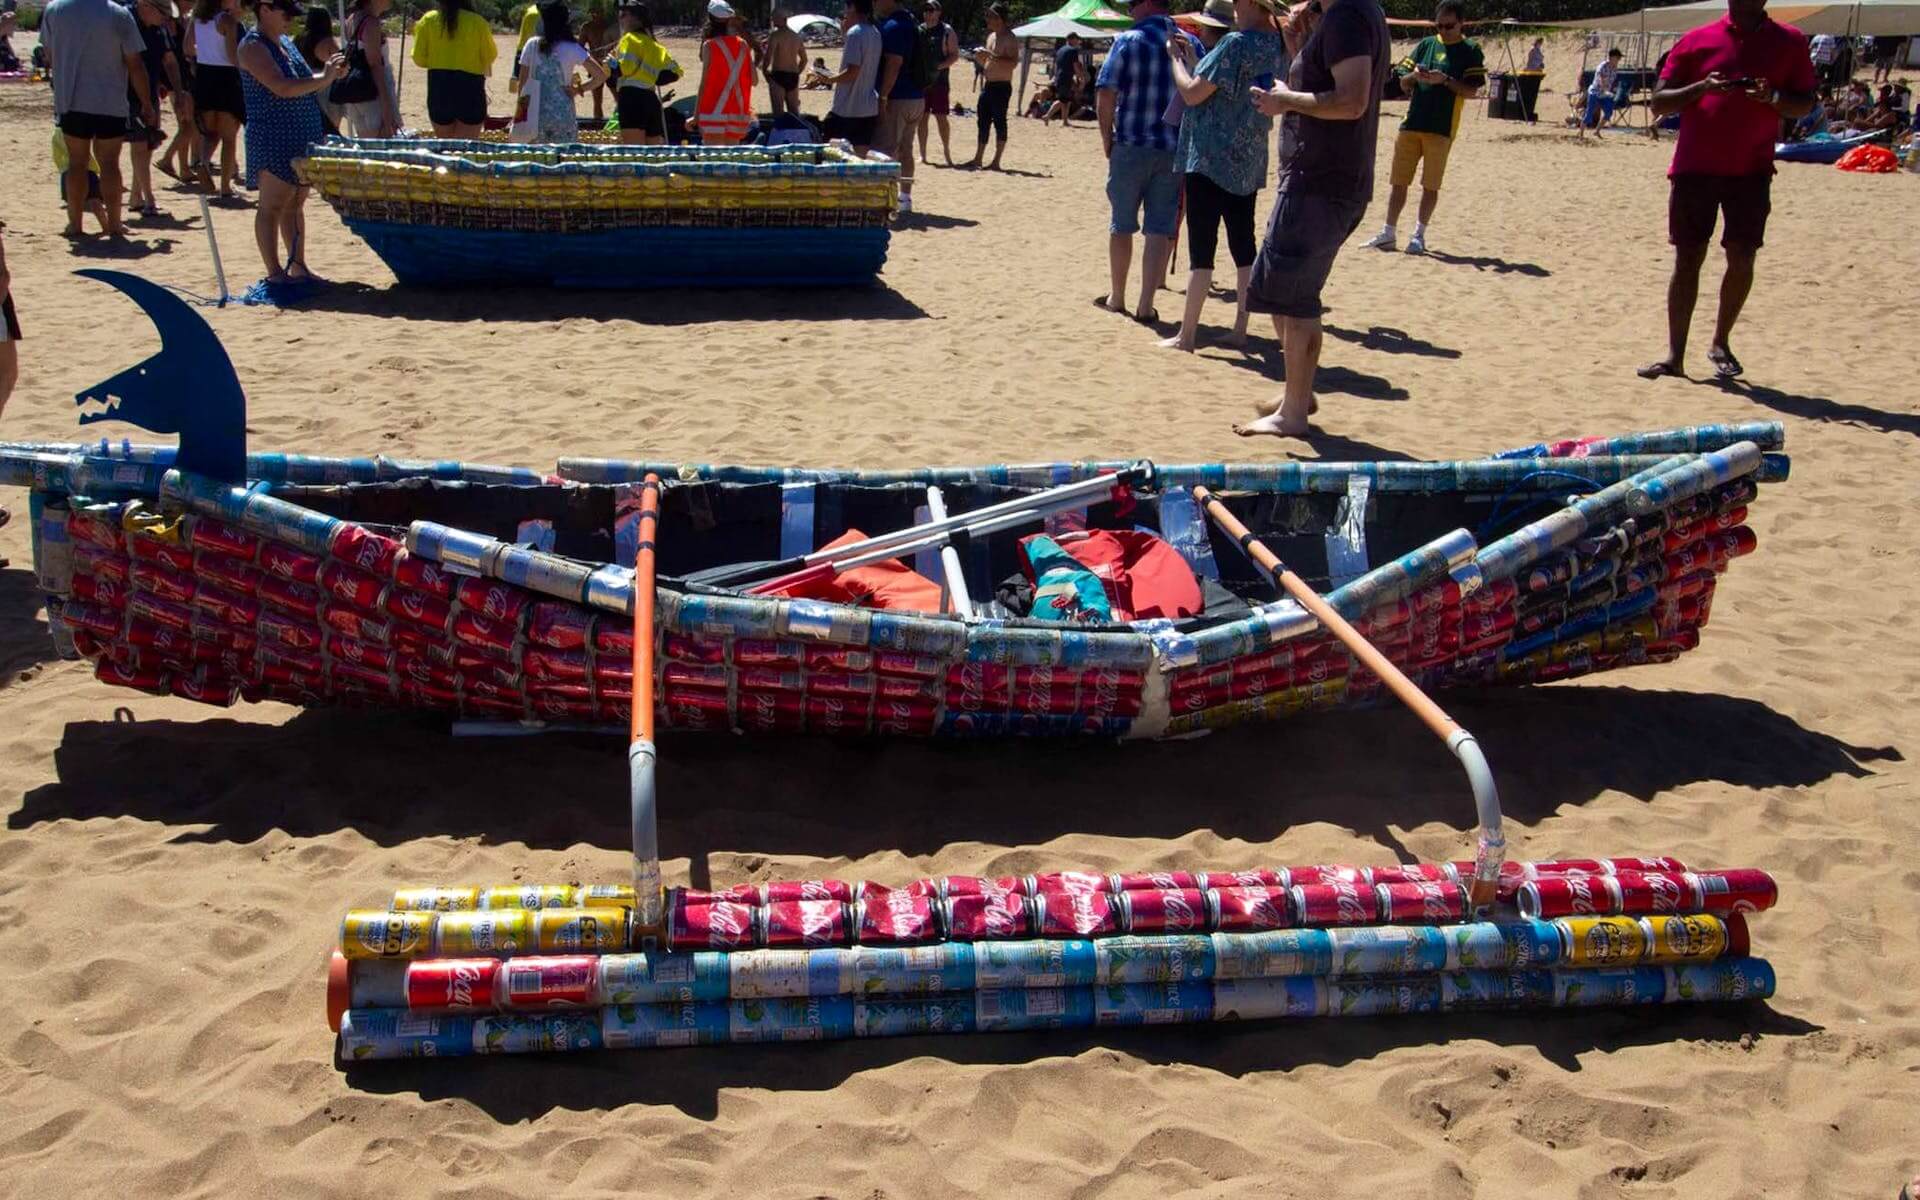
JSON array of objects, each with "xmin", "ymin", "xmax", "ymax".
[{"xmin": 786, "ymin": 12, "xmax": 839, "ymax": 34}]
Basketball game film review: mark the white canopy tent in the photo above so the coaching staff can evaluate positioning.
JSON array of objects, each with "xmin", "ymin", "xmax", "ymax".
[
  {"xmin": 1010, "ymin": 17, "xmax": 1118, "ymax": 110},
  {"xmin": 1555, "ymin": 0, "xmax": 1920, "ymax": 36}
]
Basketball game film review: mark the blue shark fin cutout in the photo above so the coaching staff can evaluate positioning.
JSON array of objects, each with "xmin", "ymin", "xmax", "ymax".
[{"xmin": 73, "ymin": 269, "xmax": 247, "ymax": 482}]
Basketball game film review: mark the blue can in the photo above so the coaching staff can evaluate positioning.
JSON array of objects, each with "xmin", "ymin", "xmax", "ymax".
[
  {"xmin": 973, "ymin": 987, "xmax": 1096, "ymax": 1032},
  {"xmin": 474, "ymin": 1012, "xmax": 603, "ymax": 1056},
  {"xmin": 1445, "ymin": 921, "xmax": 1561, "ymax": 971},
  {"xmin": 1212, "ymin": 977, "xmax": 1326, "ymax": 1021},
  {"xmin": 724, "ymin": 949, "xmax": 848, "ymax": 999},
  {"xmin": 1440, "ymin": 968, "xmax": 1555, "ymax": 1011},
  {"xmin": 1552, "ymin": 966, "xmax": 1667, "ymax": 1008},
  {"xmin": 1667, "ymin": 957, "xmax": 1775, "ymax": 1004},
  {"xmin": 338, "ymin": 1009, "xmax": 474, "ymax": 1061},
  {"xmin": 602, "ymin": 1001, "xmax": 729, "ymax": 1049},
  {"xmin": 598, "ymin": 952, "xmax": 730, "ymax": 1004},
  {"xmin": 727, "ymin": 995, "xmax": 857, "ymax": 1042},
  {"xmin": 973, "ymin": 939, "xmax": 1097, "ymax": 990},
  {"xmin": 853, "ymin": 995, "xmax": 976, "ymax": 1038},
  {"xmin": 1210, "ymin": 928, "xmax": 1334, "ymax": 979},
  {"xmin": 846, "ymin": 944, "xmax": 976, "ymax": 997},
  {"xmin": 1328, "ymin": 926, "xmax": 1449, "ymax": 977},
  {"xmin": 1327, "ymin": 976, "xmax": 1444, "ymax": 1018},
  {"xmin": 1094, "ymin": 936, "xmax": 1215, "ymax": 985},
  {"xmin": 1093, "ymin": 981, "xmax": 1215, "ymax": 1026}
]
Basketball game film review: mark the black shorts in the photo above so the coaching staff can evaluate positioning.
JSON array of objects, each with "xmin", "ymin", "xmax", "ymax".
[
  {"xmin": 768, "ymin": 69, "xmax": 800, "ymax": 91},
  {"xmin": 1247, "ymin": 189, "xmax": 1366, "ymax": 319},
  {"xmin": 426, "ymin": 69, "xmax": 488, "ymax": 127},
  {"xmin": 192, "ymin": 63, "xmax": 245, "ymax": 120},
  {"xmin": 823, "ymin": 111, "xmax": 877, "ymax": 146},
  {"xmin": 616, "ymin": 86, "xmax": 664, "ymax": 135},
  {"xmin": 2, "ymin": 295, "xmax": 21, "ymax": 344},
  {"xmin": 59, "ymin": 110, "xmax": 128, "ymax": 140},
  {"xmin": 1668, "ymin": 172, "xmax": 1771, "ymax": 251}
]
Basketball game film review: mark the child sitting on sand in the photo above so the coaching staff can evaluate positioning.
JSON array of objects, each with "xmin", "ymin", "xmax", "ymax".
[{"xmin": 50, "ymin": 127, "xmax": 113, "ymax": 233}]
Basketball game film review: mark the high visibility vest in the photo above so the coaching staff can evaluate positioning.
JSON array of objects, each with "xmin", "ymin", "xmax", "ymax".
[{"xmin": 697, "ymin": 35, "xmax": 753, "ymax": 139}]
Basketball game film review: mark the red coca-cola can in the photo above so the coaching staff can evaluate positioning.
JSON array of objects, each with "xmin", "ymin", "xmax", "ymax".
[
  {"xmin": 405, "ymin": 958, "xmax": 500, "ymax": 1012},
  {"xmin": 1515, "ymin": 874, "xmax": 1623, "ymax": 919},
  {"xmin": 1603, "ymin": 856, "xmax": 1689, "ymax": 875},
  {"xmin": 759, "ymin": 899, "xmax": 852, "ymax": 948},
  {"xmin": 855, "ymin": 889, "xmax": 942, "ymax": 944},
  {"xmin": 500, "ymin": 955, "xmax": 598, "ymax": 1009},
  {"xmin": 762, "ymin": 879, "xmax": 854, "ymax": 904},
  {"xmin": 852, "ymin": 878, "xmax": 938, "ymax": 901},
  {"xmin": 1284, "ymin": 864, "xmax": 1373, "ymax": 888},
  {"xmin": 667, "ymin": 894, "xmax": 758, "ymax": 950},
  {"xmin": 1027, "ymin": 871, "xmax": 1111, "ymax": 896},
  {"xmin": 941, "ymin": 890, "xmax": 1033, "ymax": 940},
  {"xmin": 1685, "ymin": 869, "xmax": 1777, "ymax": 915},
  {"xmin": 1529, "ymin": 859, "xmax": 1610, "ymax": 878},
  {"xmin": 1611, "ymin": 870, "xmax": 1701, "ymax": 916},
  {"xmin": 1290, "ymin": 879, "xmax": 1378, "ymax": 926},
  {"xmin": 679, "ymin": 884, "xmax": 761, "ymax": 906},
  {"xmin": 1367, "ymin": 863, "xmax": 1454, "ymax": 886},
  {"xmin": 1032, "ymin": 889, "xmax": 1120, "ymax": 938},
  {"xmin": 1374, "ymin": 881, "xmax": 1468, "ymax": 923},
  {"xmin": 1117, "ymin": 887, "xmax": 1208, "ymax": 934},
  {"xmin": 1196, "ymin": 868, "xmax": 1286, "ymax": 891},
  {"xmin": 935, "ymin": 875, "xmax": 1029, "ymax": 899},
  {"xmin": 1109, "ymin": 871, "xmax": 1198, "ymax": 892},
  {"xmin": 1205, "ymin": 886, "xmax": 1293, "ymax": 932}
]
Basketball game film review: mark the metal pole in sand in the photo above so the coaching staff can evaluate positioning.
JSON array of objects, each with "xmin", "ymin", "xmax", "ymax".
[
  {"xmin": 628, "ymin": 475, "xmax": 664, "ymax": 935},
  {"xmin": 198, "ymin": 194, "xmax": 230, "ymax": 305},
  {"xmin": 1191, "ymin": 486, "xmax": 1506, "ymax": 915}
]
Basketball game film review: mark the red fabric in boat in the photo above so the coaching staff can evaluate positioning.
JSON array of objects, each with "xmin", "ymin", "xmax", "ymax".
[
  {"xmin": 764, "ymin": 529, "xmax": 947, "ymax": 612},
  {"xmin": 1022, "ymin": 529, "xmax": 1204, "ymax": 621}
]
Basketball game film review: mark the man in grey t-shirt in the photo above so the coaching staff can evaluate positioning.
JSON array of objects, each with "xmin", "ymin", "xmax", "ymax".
[
  {"xmin": 823, "ymin": 0, "xmax": 883, "ymax": 154},
  {"xmin": 41, "ymin": 0, "xmax": 155, "ymax": 237}
]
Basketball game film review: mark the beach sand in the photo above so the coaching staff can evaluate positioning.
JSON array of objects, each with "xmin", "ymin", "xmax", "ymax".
[{"xmin": 1, "ymin": 29, "xmax": 1917, "ymax": 1199}]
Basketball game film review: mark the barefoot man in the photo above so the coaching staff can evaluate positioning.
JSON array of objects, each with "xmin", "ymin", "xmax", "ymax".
[
  {"xmin": 1637, "ymin": 0, "xmax": 1813, "ymax": 383},
  {"xmin": 1235, "ymin": 0, "xmax": 1389, "ymax": 439}
]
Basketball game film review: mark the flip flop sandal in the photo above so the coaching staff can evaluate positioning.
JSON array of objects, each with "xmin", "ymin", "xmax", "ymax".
[
  {"xmin": 1091, "ymin": 294, "xmax": 1126, "ymax": 315},
  {"xmin": 1132, "ymin": 309, "xmax": 1160, "ymax": 326},
  {"xmin": 1710, "ymin": 349, "xmax": 1744, "ymax": 380},
  {"xmin": 1636, "ymin": 361, "xmax": 1682, "ymax": 380}
]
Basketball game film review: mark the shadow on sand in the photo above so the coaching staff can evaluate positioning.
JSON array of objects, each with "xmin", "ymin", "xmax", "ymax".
[
  {"xmin": 340, "ymin": 1000, "xmax": 1822, "ymax": 1121},
  {"xmin": 1716, "ymin": 378, "xmax": 1920, "ymax": 440}
]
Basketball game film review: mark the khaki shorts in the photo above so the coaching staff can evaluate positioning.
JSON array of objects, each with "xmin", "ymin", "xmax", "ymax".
[
  {"xmin": 876, "ymin": 98, "xmax": 925, "ymax": 180},
  {"xmin": 1389, "ymin": 129, "xmax": 1454, "ymax": 191}
]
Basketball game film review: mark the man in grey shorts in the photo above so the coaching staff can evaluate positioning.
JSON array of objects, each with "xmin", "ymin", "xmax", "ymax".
[{"xmin": 1236, "ymin": 0, "xmax": 1389, "ymax": 439}]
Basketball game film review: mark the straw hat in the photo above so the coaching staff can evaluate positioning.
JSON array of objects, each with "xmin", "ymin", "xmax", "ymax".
[{"xmin": 1189, "ymin": 0, "xmax": 1232, "ymax": 28}]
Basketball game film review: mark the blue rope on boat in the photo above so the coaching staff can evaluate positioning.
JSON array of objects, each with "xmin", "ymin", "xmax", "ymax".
[{"xmin": 1475, "ymin": 471, "xmax": 1603, "ymax": 542}]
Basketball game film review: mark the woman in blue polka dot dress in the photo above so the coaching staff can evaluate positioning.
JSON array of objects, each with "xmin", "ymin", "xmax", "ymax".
[{"xmin": 237, "ymin": 0, "xmax": 342, "ymax": 282}]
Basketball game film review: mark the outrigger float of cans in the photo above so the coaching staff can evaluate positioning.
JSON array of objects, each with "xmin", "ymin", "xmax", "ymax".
[{"xmin": 330, "ymin": 857, "xmax": 1779, "ymax": 1061}]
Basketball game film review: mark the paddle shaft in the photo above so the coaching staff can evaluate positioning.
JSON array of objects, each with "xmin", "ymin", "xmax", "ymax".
[
  {"xmin": 629, "ymin": 476, "xmax": 663, "ymax": 930},
  {"xmin": 630, "ymin": 477, "xmax": 661, "ymax": 742},
  {"xmin": 1192, "ymin": 487, "xmax": 1504, "ymax": 911},
  {"xmin": 748, "ymin": 506, "xmax": 1040, "ymax": 596}
]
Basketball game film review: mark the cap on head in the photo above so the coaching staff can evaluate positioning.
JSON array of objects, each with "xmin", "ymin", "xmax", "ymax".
[{"xmin": 707, "ymin": 0, "xmax": 735, "ymax": 17}]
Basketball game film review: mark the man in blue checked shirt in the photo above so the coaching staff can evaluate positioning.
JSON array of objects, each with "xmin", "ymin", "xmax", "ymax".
[{"xmin": 1095, "ymin": 0, "xmax": 1181, "ymax": 324}]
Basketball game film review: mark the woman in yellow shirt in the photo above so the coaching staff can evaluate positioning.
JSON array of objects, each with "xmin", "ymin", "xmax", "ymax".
[
  {"xmin": 412, "ymin": 0, "xmax": 497, "ymax": 138},
  {"xmin": 510, "ymin": 4, "xmax": 540, "ymax": 93},
  {"xmin": 605, "ymin": 0, "xmax": 679, "ymax": 145}
]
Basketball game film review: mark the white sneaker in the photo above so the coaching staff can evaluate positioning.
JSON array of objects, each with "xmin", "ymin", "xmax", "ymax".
[
  {"xmin": 1406, "ymin": 233, "xmax": 1428, "ymax": 256},
  {"xmin": 1361, "ymin": 229, "xmax": 1396, "ymax": 251},
  {"xmin": 897, "ymin": 194, "xmax": 913, "ymax": 216}
]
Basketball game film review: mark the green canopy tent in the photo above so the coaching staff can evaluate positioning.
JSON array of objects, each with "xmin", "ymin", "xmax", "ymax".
[{"xmin": 1013, "ymin": 1, "xmax": 1132, "ymax": 109}]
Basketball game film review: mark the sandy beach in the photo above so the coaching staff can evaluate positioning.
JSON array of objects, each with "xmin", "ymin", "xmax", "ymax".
[{"xmin": 1, "ymin": 27, "xmax": 1917, "ymax": 1199}]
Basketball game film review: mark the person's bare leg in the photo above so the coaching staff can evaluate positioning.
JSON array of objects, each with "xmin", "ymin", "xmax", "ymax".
[
  {"xmin": 935, "ymin": 113, "xmax": 952, "ymax": 164},
  {"xmin": 130, "ymin": 138, "xmax": 155, "ymax": 212},
  {"xmin": 62, "ymin": 136, "xmax": 93, "ymax": 235},
  {"xmin": 987, "ymin": 133, "xmax": 1005, "ymax": 169},
  {"xmin": 916, "ymin": 109, "xmax": 930, "ymax": 163},
  {"xmin": 254, "ymin": 172, "xmax": 290, "ymax": 278},
  {"xmin": 1104, "ymin": 232, "xmax": 1132, "ymax": 313},
  {"xmin": 1158, "ymin": 267, "xmax": 1210, "ymax": 352},
  {"xmin": 1228, "ymin": 264, "xmax": 1252, "ymax": 346},
  {"xmin": 220, "ymin": 119, "xmax": 239, "ymax": 196},
  {"xmin": 1417, "ymin": 187, "xmax": 1439, "ymax": 226},
  {"xmin": 1236, "ymin": 315, "xmax": 1317, "ymax": 437},
  {"xmin": 0, "ymin": 342, "xmax": 17, "ymax": 415},
  {"xmin": 1136, "ymin": 233, "xmax": 1170, "ymax": 319},
  {"xmin": 1708, "ymin": 244, "xmax": 1756, "ymax": 375},
  {"xmin": 1641, "ymin": 242, "xmax": 1706, "ymax": 377},
  {"xmin": 1383, "ymin": 183, "xmax": 1408, "ymax": 228},
  {"xmin": 281, "ymin": 187, "xmax": 311, "ymax": 277},
  {"xmin": 95, "ymin": 138, "xmax": 127, "ymax": 235}
]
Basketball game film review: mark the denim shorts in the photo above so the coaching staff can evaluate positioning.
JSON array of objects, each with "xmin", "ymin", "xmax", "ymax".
[{"xmin": 1106, "ymin": 143, "xmax": 1180, "ymax": 237}]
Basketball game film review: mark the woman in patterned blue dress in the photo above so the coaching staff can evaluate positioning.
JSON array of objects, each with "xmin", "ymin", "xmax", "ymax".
[
  {"xmin": 1160, "ymin": 0, "xmax": 1288, "ymax": 353},
  {"xmin": 237, "ymin": 0, "xmax": 341, "ymax": 281}
]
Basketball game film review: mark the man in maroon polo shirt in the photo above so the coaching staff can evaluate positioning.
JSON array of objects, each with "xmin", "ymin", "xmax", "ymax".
[{"xmin": 1638, "ymin": 0, "xmax": 1814, "ymax": 383}]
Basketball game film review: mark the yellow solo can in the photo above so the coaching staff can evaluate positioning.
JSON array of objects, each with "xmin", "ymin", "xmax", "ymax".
[
  {"xmin": 578, "ymin": 884, "xmax": 638, "ymax": 910},
  {"xmin": 478, "ymin": 885, "xmax": 579, "ymax": 911},
  {"xmin": 1643, "ymin": 913, "xmax": 1728, "ymax": 963},
  {"xmin": 1556, "ymin": 916, "xmax": 1649, "ymax": 967},
  {"xmin": 532, "ymin": 908, "xmax": 629, "ymax": 953},
  {"xmin": 391, "ymin": 886, "xmax": 481, "ymax": 912},
  {"xmin": 340, "ymin": 910, "xmax": 436, "ymax": 960},
  {"xmin": 434, "ymin": 909, "xmax": 535, "ymax": 957}
]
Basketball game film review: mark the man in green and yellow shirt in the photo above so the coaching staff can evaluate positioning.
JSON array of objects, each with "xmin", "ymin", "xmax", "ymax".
[{"xmin": 1360, "ymin": 0, "xmax": 1484, "ymax": 255}]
